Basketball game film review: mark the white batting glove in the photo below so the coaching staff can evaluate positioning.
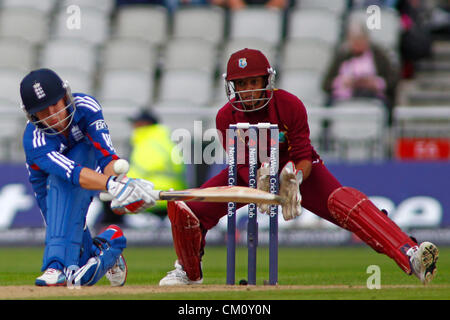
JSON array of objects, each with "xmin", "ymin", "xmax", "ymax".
[
  {"xmin": 279, "ymin": 161, "xmax": 303, "ymax": 221},
  {"xmin": 107, "ymin": 176, "xmax": 157, "ymax": 215},
  {"xmin": 99, "ymin": 159, "xmax": 130, "ymax": 202}
]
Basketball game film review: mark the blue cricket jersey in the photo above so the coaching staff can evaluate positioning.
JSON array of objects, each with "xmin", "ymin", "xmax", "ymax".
[{"xmin": 23, "ymin": 93, "xmax": 119, "ymax": 213}]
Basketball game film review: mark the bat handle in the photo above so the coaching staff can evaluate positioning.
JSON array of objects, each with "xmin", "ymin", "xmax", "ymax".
[{"xmin": 148, "ymin": 190, "xmax": 162, "ymax": 201}]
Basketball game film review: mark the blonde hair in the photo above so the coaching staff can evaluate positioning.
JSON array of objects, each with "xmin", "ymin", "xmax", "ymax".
[{"xmin": 346, "ymin": 17, "xmax": 369, "ymax": 40}]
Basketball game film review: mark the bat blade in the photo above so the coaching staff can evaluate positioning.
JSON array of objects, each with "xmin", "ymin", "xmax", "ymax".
[{"xmin": 158, "ymin": 186, "xmax": 282, "ymax": 205}]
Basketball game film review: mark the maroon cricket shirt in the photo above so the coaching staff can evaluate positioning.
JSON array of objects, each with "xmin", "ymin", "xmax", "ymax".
[
  {"xmin": 216, "ymin": 88, "xmax": 321, "ymax": 169},
  {"xmin": 187, "ymin": 88, "xmax": 342, "ymax": 231}
]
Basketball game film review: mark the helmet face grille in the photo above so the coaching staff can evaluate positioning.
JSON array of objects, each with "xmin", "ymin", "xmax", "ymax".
[
  {"xmin": 223, "ymin": 48, "xmax": 276, "ymax": 112},
  {"xmin": 23, "ymin": 82, "xmax": 76, "ymax": 136},
  {"xmin": 29, "ymin": 94, "xmax": 76, "ymax": 135},
  {"xmin": 224, "ymin": 68, "xmax": 276, "ymax": 113}
]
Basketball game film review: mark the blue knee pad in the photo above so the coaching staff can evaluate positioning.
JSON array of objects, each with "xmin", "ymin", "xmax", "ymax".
[
  {"xmin": 42, "ymin": 141, "xmax": 97, "ymax": 271},
  {"xmin": 75, "ymin": 225, "xmax": 127, "ymax": 286},
  {"xmin": 78, "ymin": 227, "xmax": 95, "ymax": 267},
  {"xmin": 93, "ymin": 225, "xmax": 127, "ymax": 252}
]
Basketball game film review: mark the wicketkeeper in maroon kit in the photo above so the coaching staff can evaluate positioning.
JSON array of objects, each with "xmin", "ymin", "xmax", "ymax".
[{"xmin": 159, "ymin": 48, "xmax": 439, "ymax": 286}]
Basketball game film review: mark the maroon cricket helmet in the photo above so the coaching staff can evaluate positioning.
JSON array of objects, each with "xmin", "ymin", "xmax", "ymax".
[
  {"xmin": 225, "ymin": 48, "xmax": 272, "ymax": 81},
  {"xmin": 223, "ymin": 48, "xmax": 276, "ymax": 112}
]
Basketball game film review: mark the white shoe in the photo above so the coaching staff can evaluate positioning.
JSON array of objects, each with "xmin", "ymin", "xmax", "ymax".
[
  {"xmin": 159, "ymin": 260, "xmax": 203, "ymax": 286},
  {"xmin": 106, "ymin": 254, "xmax": 127, "ymax": 287},
  {"xmin": 408, "ymin": 241, "xmax": 439, "ymax": 285},
  {"xmin": 35, "ymin": 268, "xmax": 67, "ymax": 286}
]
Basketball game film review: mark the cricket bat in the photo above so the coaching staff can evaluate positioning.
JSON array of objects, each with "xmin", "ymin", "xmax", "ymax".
[
  {"xmin": 153, "ymin": 186, "xmax": 283, "ymax": 205},
  {"xmin": 101, "ymin": 160, "xmax": 282, "ymax": 205},
  {"xmin": 100, "ymin": 185, "xmax": 282, "ymax": 205}
]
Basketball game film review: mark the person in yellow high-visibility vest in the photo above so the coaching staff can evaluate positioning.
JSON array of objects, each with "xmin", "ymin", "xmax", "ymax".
[
  {"xmin": 126, "ymin": 109, "xmax": 186, "ymax": 218},
  {"xmin": 100, "ymin": 109, "xmax": 186, "ymax": 224}
]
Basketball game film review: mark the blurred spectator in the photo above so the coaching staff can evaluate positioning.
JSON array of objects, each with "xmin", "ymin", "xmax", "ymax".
[
  {"xmin": 226, "ymin": 0, "xmax": 288, "ymax": 10},
  {"xmin": 348, "ymin": 0, "xmax": 436, "ymax": 78},
  {"xmin": 116, "ymin": 0, "xmax": 167, "ymax": 7},
  {"xmin": 430, "ymin": 0, "xmax": 450, "ymax": 34},
  {"xmin": 170, "ymin": 0, "xmax": 219, "ymax": 12},
  {"xmin": 116, "ymin": 0, "xmax": 213, "ymax": 14},
  {"xmin": 322, "ymin": 20, "xmax": 399, "ymax": 112},
  {"xmin": 429, "ymin": 0, "xmax": 450, "ymax": 34},
  {"xmin": 396, "ymin": 0, "xmax": 433, "ymax": 78},
  {"xmin": 350, "ymin": 0, "xmax": 399, "ymax": 9},
  {"xmin": 101, "ymin": 108, "xmax": 187, "ymax": 225}
]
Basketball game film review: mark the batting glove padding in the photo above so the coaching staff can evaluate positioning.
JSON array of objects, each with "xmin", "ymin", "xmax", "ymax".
[
  {"xmin": 279, "ymin": 161, "xmax": 303, "ymax": 221},
  {"xmin": 256, "ymin": 162, "xmax": 270, "ymax": 214},
  {"xmin": 107, "ymin": 176, "xmax": 157, "ymax": 214}
]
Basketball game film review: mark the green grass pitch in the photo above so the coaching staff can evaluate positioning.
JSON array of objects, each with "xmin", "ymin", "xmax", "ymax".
[{"xmin": 0, "ymin": 246, "xmax": 448, "ymax": 300}]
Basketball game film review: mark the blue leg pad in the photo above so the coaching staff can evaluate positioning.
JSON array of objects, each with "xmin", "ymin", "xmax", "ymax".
[
  {"xmin": 73, "ymin": 225, "xmax": 127, "ymax": 286},
  {"xmin": 78, "ymin": 228, "xmax": 95, "ymax": 267},
  {"xmin": 42, "ymin": 141, "xmax": 97, "ymax": 271}
]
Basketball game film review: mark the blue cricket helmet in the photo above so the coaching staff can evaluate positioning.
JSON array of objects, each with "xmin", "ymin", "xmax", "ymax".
[
  {"xmin": 20, "ymin": 68, "xmax": 66, "ymax": 115},
  {"xmin": 20, "ymin": 68, "xmax": 76, "ymax": 135}
]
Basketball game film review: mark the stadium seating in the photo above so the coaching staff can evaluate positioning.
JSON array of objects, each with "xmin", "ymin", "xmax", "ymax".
[
  {"xmin": 328, "ymin": 99, "xmax": 388, "ymax": 160},
  {"xmin": 229, "ymin": 7, "xmax": 284, "ymax": 46},
  {"xmin": 0, "ymin": 101, "xmax": 26, "ymax": 161},
  {"xmin": 54, "ymin": 67, "xmax": 95, "ymax": 95},
  {"xmin": 60, "ymin": 0, "xmax": 115, "ymax": 16},
  {"xmin": 0, "ymin": 38, "xmax": 36, "ymax": 72},
  {"xmin": 305, "ymin": 106, "xmax": 327, "ymax": 150},
  {"xmin": 162, "ymin": 38, "xmax": 218, "ymax": 74},
  {"xmin": 277, "ymin": 69, "xmax": 326, "ymax": 107},
  {"xmin": 152, "ymin": 100, "xmax": 217, "ymax": 134},
  {"xmin": 40, "ymin": 39, "xmax": 97, "ymax": 77},
  {"xmin": 100, "ymin": 100, "xmax": 140, "ymax": 156},
  {"xmin": 157, "ymin": 69, "xmax": 214, "ymax": 106},
  {"xmin": 295, "ymin": 0, "xmax": 347, "ymax": 16},
  {"xmin": 98, "ymin": 69, "xmax": 154, "ymax": 106},
  {"xmin": 0, "ymin": 1, "xmax": 443, "ymax": 165},
  {"xmin": 286, "ymin": 9, "xmax": 342, "ymax": 46},
  {"xmin": 0, "ymin": 8, "xmax": 49, "ymax": 45},
  {"xmin": 0, "ymin": 68, "xmax": 27, "ymax": 106},
  {"xmin": 279, "ymin": 38, "xmax": 334, "ymax": 75},
  {"xmin": 100, "ymin": 38, "xmax": 157, "ymax": 73},
  {"xmin": 51, "ymin": 7, "xmax": 110, "ymax": 46},
  {"xmin": 0, "ymin": 0, "xmax": 57, "ymax": 15},
  {"xmin": 172, "ymin": 6, "xmax": 226, "ymax": 45},
  {"xmin": 113, "ymin": 5, "xmax": 169, "ymax": 47}
]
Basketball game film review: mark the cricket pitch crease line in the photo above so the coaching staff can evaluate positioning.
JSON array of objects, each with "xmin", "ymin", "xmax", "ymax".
[{"xmin": 0, "ymin": 284, "xmax": 448, "ymax": 299}]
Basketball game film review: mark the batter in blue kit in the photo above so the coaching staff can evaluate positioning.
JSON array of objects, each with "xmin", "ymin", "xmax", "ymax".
[{"xmin": 20, "ymin": 68, "xmax": 158, "ymax": 287}]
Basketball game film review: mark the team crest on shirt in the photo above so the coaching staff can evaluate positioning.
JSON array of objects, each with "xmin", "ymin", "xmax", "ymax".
[
  {"xmin": 71, "ymin": 125, "xmax": 84, "ymax": 141},
  {"xmin": 238, "ymin": 58, "xmax": 247, "ymax": 68}
]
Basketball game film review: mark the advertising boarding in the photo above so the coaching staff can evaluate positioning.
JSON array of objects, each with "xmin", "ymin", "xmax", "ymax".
[{"xmin": 0, "ymin": 162, "xmax": 448, "ymax": 246}]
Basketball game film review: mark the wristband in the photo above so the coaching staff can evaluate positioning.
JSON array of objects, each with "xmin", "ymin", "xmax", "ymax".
[{"xmin": 106, "ymin": 175, "xmax": 116, "ymax": 190}]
